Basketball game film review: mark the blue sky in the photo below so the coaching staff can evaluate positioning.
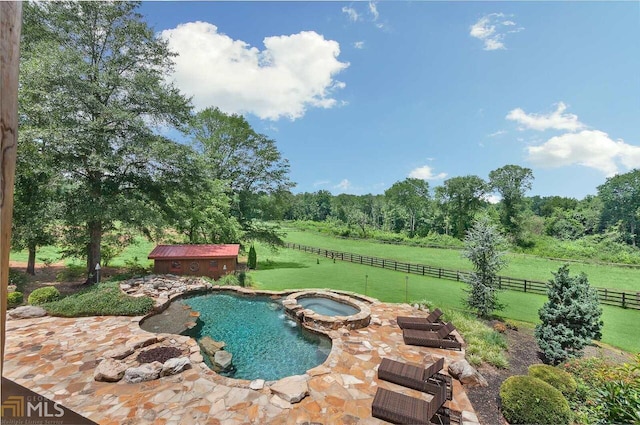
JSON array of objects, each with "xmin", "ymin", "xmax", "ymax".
[{"xmin": 140, "ymin": 1, "xmax": 640, "ymax": 200}]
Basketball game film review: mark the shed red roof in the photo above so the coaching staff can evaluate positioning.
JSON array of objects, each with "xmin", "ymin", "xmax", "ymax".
[{"xmin": 148, "ymin": 244, "xmax": 240, "ymax": 260}]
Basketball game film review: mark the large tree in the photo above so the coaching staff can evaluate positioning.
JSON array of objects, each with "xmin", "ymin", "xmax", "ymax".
[
  {"xmin": 436, "ymin": 175, "xmax": 487, "ymax": 239},
  {"xmin": 188, "ymin": 107, "xmax": 292, "ymax": 244},
  {"xmin": 489, "ymin": 165, "xmax": 534, "ymax": 239},
  {"xmin": 597, "ymin": 169, "xmax": 640, "ymax": 246},
  {"xmin": 20, "ymin": 1, "xmax": 192, "ymax": 278},
  {"xmin": 11, "ymin": 136, "xmax": 60, "ymax": 275},
  {"xmin": 384, "ymin": 178, "xmax": 431, "ymax": 237}
]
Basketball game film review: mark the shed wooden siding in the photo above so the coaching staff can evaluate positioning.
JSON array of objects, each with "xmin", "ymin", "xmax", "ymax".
[{"xmin": 148, "ymin": 244, "xmax": 239, "ymax": 280}]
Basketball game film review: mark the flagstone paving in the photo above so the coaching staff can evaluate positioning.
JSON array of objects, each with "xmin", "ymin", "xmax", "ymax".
[{"xmin": 4, "ymin": 287, "xmax": 479, "ymax": 425}]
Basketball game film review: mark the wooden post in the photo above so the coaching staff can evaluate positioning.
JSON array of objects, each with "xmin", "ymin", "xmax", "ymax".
[{"xmin": 1, "ymin": 1, "xmax": 22, "ymax": 376}]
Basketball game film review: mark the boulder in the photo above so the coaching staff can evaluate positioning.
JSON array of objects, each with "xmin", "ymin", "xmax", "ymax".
[
  {"xmin": 94, "ymin": 358, "xmax": 128, "ymax": 382},
  {"xmin": 7, "ymin": 306, "xmax": 47, "ymax": 320},
  {"xmin": 270, "ymin": 394, "xmax": 292, "ymax": 409},
  {"xmin": 213, "ymin": 350, "xmax": 233, "ymax": 370},
  {"xmin": 124, "ymin": 362, "xmax": 163, "ymax": 384},
  {"xmin": 200, "ymin": 336, "xmax": 225, "ymax": 356},
  {"xmin": 448, "ymin": 359, "xmax": 488, "ymax": 388},
  {"xmin": 249, "ymin": 379, "xmax": 265, "ymax": 390},
  {"xmin": 269, "ymin": 375, "xmax": 309, "ymax": 403},
  {"xmin": 103, "ymin": 346, "xmax": 134, "ymax": 360},
  {"xmin": 161, "ymin": 357, "xmax": 191, "ymax": 377}
]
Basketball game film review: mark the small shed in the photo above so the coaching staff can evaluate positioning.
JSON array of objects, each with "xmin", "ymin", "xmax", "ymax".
[{"xmin": 148, "ymin": 244, "xmax": 240, "ymax": 279}]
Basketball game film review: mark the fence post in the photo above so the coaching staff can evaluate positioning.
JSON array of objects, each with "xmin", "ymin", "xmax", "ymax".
[
  {"xmin": 524, "ymin": 280, "xmax": 527, "ymax": 293},
  {"xmin": 394, "ymin": 261, "xmax": 397, "ymax": 271},
  {"xmin": 622, "ymin": 292, "xmax": 626, "ymax": 309},
  {"xmin": 422, "ymin": 265, "xmax": 425, "ymax": 275},
  {"xmin": 498, "ymin": 276, "xmax": 502, "ymax": 289},
  {"xmin": 438, "ymin": 269, "xmax": 442, "ymax": 279}
]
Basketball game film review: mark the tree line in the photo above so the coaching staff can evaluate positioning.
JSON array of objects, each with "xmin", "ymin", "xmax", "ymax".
[{"xmin": 280, "ymin": 167, "xmax": 640, "ymax": 251}]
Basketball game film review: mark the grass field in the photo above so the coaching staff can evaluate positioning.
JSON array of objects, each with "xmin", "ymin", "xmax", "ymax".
[
  {"xmin": 251, "ymin": 242, "xmax": 640, "ymax": 353},
  {"xmin": 9, "ymin": 236, "xmax": 155, "ymax": 268},
  {"xmin": 283, "ymin": 228, "xmax": 640, "ymax": 292}
]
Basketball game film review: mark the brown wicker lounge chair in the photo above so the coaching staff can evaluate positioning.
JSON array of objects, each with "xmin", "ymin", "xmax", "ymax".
[
  {"xmin": 378, "ymin": 357, "xmax": 453, "ymax": 400},
  {"xmin": 372, "ymin": 387, "xmax": 449, "ymax": 424},
  {"xmin": 397, "ymin": 308, "xmax": 443, "ymax": 330},
  {"xmin": 402, "ymin": 322, "xmax": 462, "ymax": 350}
]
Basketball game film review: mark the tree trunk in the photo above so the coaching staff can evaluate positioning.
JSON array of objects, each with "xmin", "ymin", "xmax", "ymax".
[
  {"xmin": 26, "ymin": 244, "xmax": 36, "ymax": 275},
  {"xmin": 1, "ymin": 0, "xmax": 23, "ymax": 376},
  {"xmin": 86, "ymin": 220, "xmax": 102, "ymax": 283}
]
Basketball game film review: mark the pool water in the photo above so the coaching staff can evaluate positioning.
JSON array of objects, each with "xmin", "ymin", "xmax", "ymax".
[
  {"xmin": 182, "ymin": 292, "xmax": 331, "ymax": 381},
  {"xmin": 297, "ymin": 297, "xmax": 360, "ymax": 316}
]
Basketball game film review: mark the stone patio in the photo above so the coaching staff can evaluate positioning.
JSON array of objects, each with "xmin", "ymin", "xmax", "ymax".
[{"xmin": 4, "ymin": 280, "xmax": 479, "ymax": 425}]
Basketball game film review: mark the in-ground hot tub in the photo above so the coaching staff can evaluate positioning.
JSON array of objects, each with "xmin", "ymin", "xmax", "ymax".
[{"xmin": 283, "ymin": 290, "xmax": 371, "ymax": 330}]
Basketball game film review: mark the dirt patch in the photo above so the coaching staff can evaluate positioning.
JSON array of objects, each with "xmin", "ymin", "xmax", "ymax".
[
  {"xmin": 466, "ymin": 323, "xmax": 634, "ymax": 425},
  {"xmin": 9, "ymin": 262, "xmax": 128, "ymax": 299}
]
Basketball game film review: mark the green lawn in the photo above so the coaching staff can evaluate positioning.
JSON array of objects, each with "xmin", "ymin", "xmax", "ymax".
[
  {"xmin": 283, "ymin": 228, "xmax": 640, "ymax": 292},
  {"xmin": 251, "ymin": 242, "xmax": 640, "ymax": 353},
  {"xmin": 9, "ymin": 236, "xmax": 155, "ymax": 268}
]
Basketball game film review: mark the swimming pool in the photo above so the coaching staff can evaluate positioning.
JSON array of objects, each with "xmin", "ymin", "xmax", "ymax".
[
  {"xmin": 297, "ymin": 296, "xmax": 360, "ymax": 316},
  {"xmin": 182, "ymin": 292, "xmax": 331, "ymax": 381}
]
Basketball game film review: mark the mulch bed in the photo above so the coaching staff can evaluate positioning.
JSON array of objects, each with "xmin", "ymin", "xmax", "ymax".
[
  {"xmin": 465, "ymin": 322, "xmax": 633, "ymax": 425},
  {"xmin": 137, "ymin": 346, "xmax": 183, "ymax": 364}
]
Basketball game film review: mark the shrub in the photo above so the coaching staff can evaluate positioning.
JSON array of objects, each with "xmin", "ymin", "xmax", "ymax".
[
  {"xmin": 535, "ymin": 265, "xmax": 603, "ymax": 364},
  {"xmin": 217, "ymin": 274, "xmax": 239, "ymax": 286},
  {"xmin": 56, "ymin": 265, "xmax": 86, "ymax": 282},
  {"xmin": 500, "ymin": 376, "xmax": 572, "ymax": 425},
  {"xmin": 42, "ymin": 282, "xmax": 153, "ymax": 316},
  {"xmin": 7, "ymin": 291, "xmax": 24, "ymax": 308},
  {"xmin": 596, "ymin": 380, "xmax": 640, "ymax": 424},
  {"xmin": 561, "ymin": 355, "xmax": 640, "ymax": 424},
  {"xmin": 440, "ymin": 308, "xmax": 508, "ymax": 369},
  {"xmin": 528, "ymin": 364, "xmax": 577, "ymax": 396},
  {"xmin": 8, "ymin": 269, "xmax": 28, "ymax": 292},
  {"xmin": 248, "ymin": 245, "xmax": 257, "ymax": 269},
  {"xmin": 28, "ymin": 286, "xmax": 60, "ymax": 305}
]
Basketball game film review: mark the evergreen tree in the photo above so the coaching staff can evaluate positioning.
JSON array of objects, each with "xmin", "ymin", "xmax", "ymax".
[
  {"xmin": 248, "ymin": 245, "xmax": 257, "ymax": 270},
  {"xmin": 463, "ymin": 216, "xmax": 507, "ymax": 318},
  {"xmin": 535, "ymin": 265, "xmax": 603, "ymax": 365}
]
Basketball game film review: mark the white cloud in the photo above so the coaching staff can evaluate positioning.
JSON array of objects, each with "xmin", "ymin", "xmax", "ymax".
[
  {"xmin": 342, "ymin": 6, "xmax": 360, "ymax": 22},
  {"xmin": 354, "ymin": 41, "xmax": 365, "ymax": 49},
  {"xmin": 408, "ymin": 165, "xmax": 447, "ymax": 180},
  {"xmin": 484, "ymin": 194, "xmax": 502, "ymax": 204},
  {"xmin": 334, "ymin": 179, "xmax": 352, "ymax": 191},
  {"xmin": 527, "ymin": 130, "xmax": 640, "ymax": 176},
  {"xmin": 470, "ymin": 13, "xmax": 523, "ymax": 51},
  {"xmin": 488, "ymin": 130, "xmax": 507, "ymax": 137},
  {"xmin": 507, "ymin": 102, "xmax": 585, "ymax": 132},
  {"xmin": 160, "ymin": 22, "xmax": 349, "ymax": 120},
  {"xmin": 313, "ymin": 179, "xmax": 330, "ymax": 187},
  {"xmin": 368, "ymin": 2, "xmax": 379, "ymax": 21}
]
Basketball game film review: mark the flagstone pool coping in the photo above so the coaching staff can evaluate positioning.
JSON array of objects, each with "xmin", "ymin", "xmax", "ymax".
[{"xmin": 4, "ymin": 278, "xmax": 480, "ymax": 425}]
